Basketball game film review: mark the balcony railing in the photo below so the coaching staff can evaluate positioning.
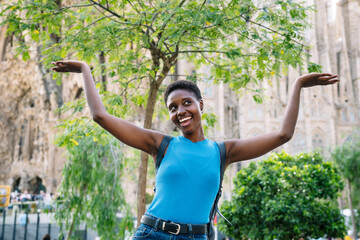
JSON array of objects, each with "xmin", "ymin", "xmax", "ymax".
[{"xmin": 1, "ymin": 201, "xmax": 95, "ymax": 240}]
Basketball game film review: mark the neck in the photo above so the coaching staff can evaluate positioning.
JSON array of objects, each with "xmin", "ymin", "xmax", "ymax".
[{"xmin": 182, "ymin": 127, "xmax": 205, "ymax": 143}]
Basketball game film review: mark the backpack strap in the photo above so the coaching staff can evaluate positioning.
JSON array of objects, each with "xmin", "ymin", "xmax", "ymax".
[
  {"xmin": 217, "ymin": 141, "xmax": 226, "ymax": 183},
  {"xmin": 155, "ymin": 135, "xmax": 173, "ymax": 174},
  {"xmin": 209, "ymin": 141, "xmax": 232, "ymax": 225}
]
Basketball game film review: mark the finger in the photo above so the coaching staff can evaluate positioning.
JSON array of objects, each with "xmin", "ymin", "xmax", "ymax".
[
  {"xmin": 54, "ymin": 61, "xmax": 67, "ymax": 67},
  {"xmin": 318, "ymin": 75, "xmax": 338, "ymax": 80},
  {"xmin": 320, "ymin": 79, "xmax": 340, "ymax": 85},
  {"xmin": 52, "ymin": 61, "xmax": 61, "ymax": 65},
  {"xmin": 329, "ymin": 78, "xmax": 340, "ymax": 83},
  {"xmin": 51, "ymin": 67, "xmax": 67, "ymax": 72},
  {"xmin": 311, "ymin": 73, "xmax": 333, "ymax": 78}
]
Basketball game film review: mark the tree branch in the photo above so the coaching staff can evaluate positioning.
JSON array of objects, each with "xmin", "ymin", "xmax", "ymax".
[
  {"xmin": 119, "ymin": 76, "xmax": 147, "ymax": 96},
  {"xmin": 127, "ymin": 0, "xmax": 144, "ymax": 18},
  {"xmin": 176, "ymin": 0, "xmax": 206, "ymax": 46},
  {"xmin": 70, "ymin": 16, "xmax": 108, "ymax": 37},
  {"xmin": 242, "ymin": 16, "xmax": 306, "ymax": 47},
  {"xmin": 148, "ymin": 0, "xmax": 157, "ymax": 10},
  {"xmin": 170, "ymin": 44, "xmax": 179, "ymax": 64},
  {"xmin": 88, "ymin": 0, "xmax": 125, "ymax": 20},
  {"xmin": 158, "ymin": 0, "xmax": 187, "ymax": 31},
  {"xmin": 149, "ymin": 12, "xmax": 160, "ymax": 29},
  {"xmin": 222, "ymin": 25, "xmax": 262, "ymax": 47},
  {"xmin": 60, "ymin": 4, "xmax": 94, "ymax": 11},
  {"xmin": 12, "ymin": 3, "xmax": 93, "ymax": 22},
  {"xmin": 199, "ymin": 51, "xmax": 229, "ymax": 70},
  {"xmin": 168, "ymin": 49, "xmax": 252, "ymax": 56},
  {"xmin": 153, "ymin": 0, "xmax": 188, "ymax": 48},
  {"xmin": 88, "ymin": 0, "xmax": 149, "ymax": 34},
  {"xmin": 136, "ymin": 0, "xmax": 147, "ymax": 13}
]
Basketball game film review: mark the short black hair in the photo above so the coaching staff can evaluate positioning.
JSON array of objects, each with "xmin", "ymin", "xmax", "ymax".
[
  {"xmin": 164, "ymin": 80, "xmax": 202, "ymax": 104},
  {"xmin": 43, "ymin": 234, "xmax": 51, "ymax": 240}
]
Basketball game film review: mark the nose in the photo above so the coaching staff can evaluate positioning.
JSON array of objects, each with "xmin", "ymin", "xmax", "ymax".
[{"xmin": 177, "ymin": 105, "xmax": 186, "ymax": 116}]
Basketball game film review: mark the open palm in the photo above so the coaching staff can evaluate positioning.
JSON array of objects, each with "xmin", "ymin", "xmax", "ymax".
[
  {"xmin": 51, "ymin": 61, "xmax": 85, "ymax": 73},
  {"xmin": 298, "ymin": 73, "xmax": 339, "ymax": 88}
]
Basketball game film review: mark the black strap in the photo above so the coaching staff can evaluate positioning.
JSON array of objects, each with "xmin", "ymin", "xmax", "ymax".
[
  {"xmin": 155, "ymin": 135, "xmax": 173, "ymax": 173},
  {"xmin": 208, "ymin": 141, "xmax": 231, "ymax": 225},
  {"xmin": 217, "ymin": 141, "xmax": 226, "ymax": 183}
]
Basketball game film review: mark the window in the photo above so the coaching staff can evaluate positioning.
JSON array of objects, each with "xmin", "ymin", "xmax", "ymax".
[
  {"xmin": 349, "ymin": 109, "xmax": 356, "ymax": 122},
  {"xmin": 312, "ymin": 133, "xmax": 324, "ymax": 150},
  {"xmin": 249, "ymin": 100, "xmax": 264, "ymax": 120},
  {"xmin": 341, "ymin": 109, "xmax": 347, "ymax": 122}
]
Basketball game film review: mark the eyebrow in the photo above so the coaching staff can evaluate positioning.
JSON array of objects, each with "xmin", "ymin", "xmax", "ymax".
[
  {"xmin": 182, "ymin": 96, "xmax": 194, "ymax": 101},
  {"xmin": 168, "ymin": 97, "xmax": 193, "ymax": 108}
]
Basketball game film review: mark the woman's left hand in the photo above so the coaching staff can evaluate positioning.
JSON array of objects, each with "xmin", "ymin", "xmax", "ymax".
[
  {"xmin": 297, "ymin": 73, "xmax": 339, "ymax": 88},
  {"xmin": 51, "ymin": 60, "xmax": 85, "ymax": 73}
]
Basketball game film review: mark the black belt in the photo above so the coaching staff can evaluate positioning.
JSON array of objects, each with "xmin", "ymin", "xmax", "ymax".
[{"xmin": 140, "ymin": 215, "xmax": 207, "ymax": 235}]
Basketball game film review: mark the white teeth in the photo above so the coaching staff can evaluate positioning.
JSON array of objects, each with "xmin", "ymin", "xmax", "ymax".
[{"xmin": 179, "ymin": 117, "xmax": 191, "ymax": 123}]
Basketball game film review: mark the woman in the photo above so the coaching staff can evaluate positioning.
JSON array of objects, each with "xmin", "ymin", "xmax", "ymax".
[{"xmin": 52, "ymin": 60, "xmax": 339, "ymax": 239}]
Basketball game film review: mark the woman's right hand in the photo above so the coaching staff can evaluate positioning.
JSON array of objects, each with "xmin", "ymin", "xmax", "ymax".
[{"xmin": 51, "ymin": 60, "xmax": 86, "ymax": 73}]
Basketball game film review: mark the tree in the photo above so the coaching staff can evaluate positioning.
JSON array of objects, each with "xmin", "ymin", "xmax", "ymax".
[
  {"xmin": 219, "ymin": 152, "xmax": 346, "ymax": 240},
  {"xmin": 331, "ymin": 129, "xmax": 360, "ymax": 240},
  {"xmin": 1, "ymin": 0, "xmax": 321, "ymax": 232},
  {"xmin": 55, "ymin": 117, "xmax": 134, "ymax": 239}
]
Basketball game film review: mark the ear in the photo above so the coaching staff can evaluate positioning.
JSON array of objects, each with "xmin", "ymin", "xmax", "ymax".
[{"xmin": 200, "ymin": 99, "xmax": 204, "ymax": 112}]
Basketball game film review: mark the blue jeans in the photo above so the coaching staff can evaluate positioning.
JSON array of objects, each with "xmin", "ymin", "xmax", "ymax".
[{"xmin": 133, "ymin": 215, "xmax": 207, "ymax": 240}]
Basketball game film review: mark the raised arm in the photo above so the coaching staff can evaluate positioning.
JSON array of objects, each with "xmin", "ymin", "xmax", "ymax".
[
  {"xmin": 52, "ymin": 60, "xmax": 164, "ymax": 157},
  {"xmin": 224, "ymin": 73, "xmax": 339, "ymax": 167}
]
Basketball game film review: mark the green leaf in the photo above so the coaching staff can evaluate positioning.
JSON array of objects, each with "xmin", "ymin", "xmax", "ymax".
[
  {"xmin": 252, "ymin": 94, "xmax": 263, "ymax": 104},
  {"xmin": 22, "ymin": 51, "xmax": 30, "ymax": 61},
  {"xmin": 307, "ymin": 62, "xmax": 323, "ymax": 73}
]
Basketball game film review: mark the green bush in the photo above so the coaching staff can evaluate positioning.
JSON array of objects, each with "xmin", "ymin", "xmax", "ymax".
[{"xmin": 219, "ymin": 152, "xmax": 346, "ymax": 240}]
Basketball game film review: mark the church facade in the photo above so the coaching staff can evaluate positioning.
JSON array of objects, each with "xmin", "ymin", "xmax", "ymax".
[{"xmin": 0, "ymin": 0, "xmax": 359, "ymax": 200}]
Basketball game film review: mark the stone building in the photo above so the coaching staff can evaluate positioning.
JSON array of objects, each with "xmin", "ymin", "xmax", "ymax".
[
  {"xmin": 0, "ymin": 28, "xmax": 84, "ymax": 194},
  {"xmin": 0, "ymin": 0, "xmax": 359, "ymax": 201}
]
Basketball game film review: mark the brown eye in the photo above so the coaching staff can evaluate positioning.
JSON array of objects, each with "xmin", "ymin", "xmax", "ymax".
[{"xmin": 169, "ymin": 105, "xmax": 177, "ymax": 112}]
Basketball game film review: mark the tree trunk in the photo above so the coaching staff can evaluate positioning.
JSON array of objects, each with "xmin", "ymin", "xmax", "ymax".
[
  {"xmin": 99, "ymin": 51, "xmax": 107, "ymax": 91},
  {"xmin": 136, "ymin": 80, "xmax": 162, "ymax": 227},
  {"xmin": 67, "ymin": 210, "xmax": 77, "ymax": 240},
  {"xmin": 347, "ymin": 179, "xmax": 357, "ymax": 240},
  {"xmin": 136, "ymin": 42, "xmax": 175, "ymax": 226}
]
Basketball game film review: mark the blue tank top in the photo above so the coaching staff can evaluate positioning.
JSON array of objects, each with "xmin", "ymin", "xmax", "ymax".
[{"xmin": 146, "ymin": 136, "xmax": 221, "ymax": 224}]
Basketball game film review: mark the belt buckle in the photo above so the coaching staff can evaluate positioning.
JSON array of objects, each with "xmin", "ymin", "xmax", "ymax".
[{"xmin": 168, "ymin": 222, "xmax": 181, "ymax": 235}]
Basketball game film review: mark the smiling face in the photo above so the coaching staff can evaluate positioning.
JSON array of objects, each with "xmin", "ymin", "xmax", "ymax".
[{"xmin": 166, "ymin": 89, "xmax": 204, "ymax": 138}]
